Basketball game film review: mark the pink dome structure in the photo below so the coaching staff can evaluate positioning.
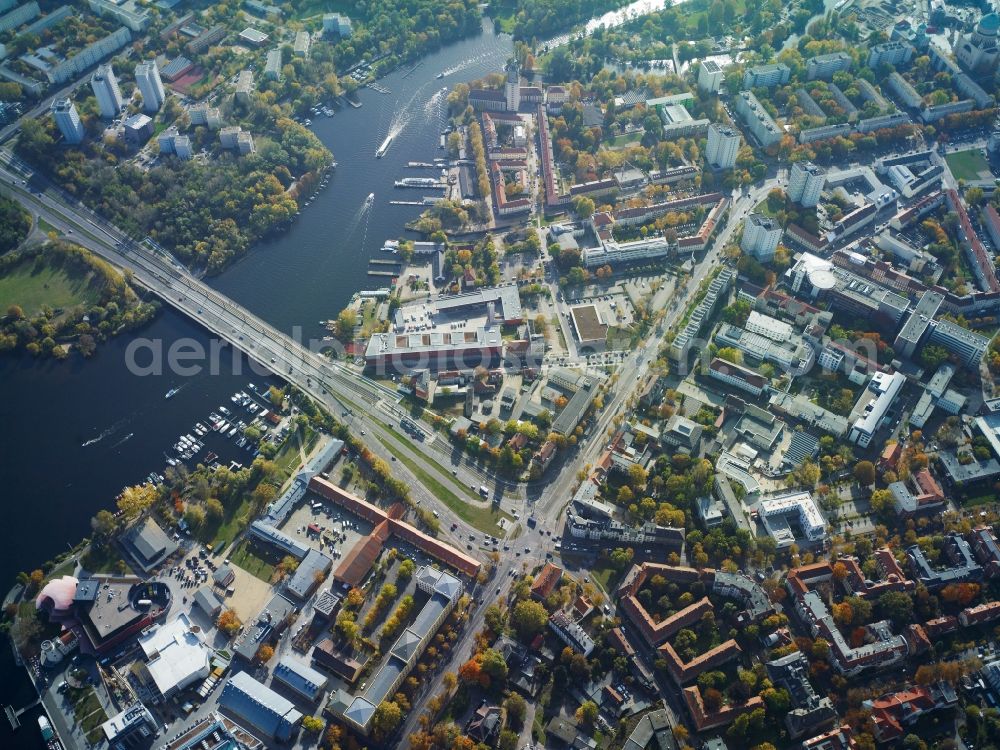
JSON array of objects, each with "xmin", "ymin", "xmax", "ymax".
[{"xmin": 35, "ymin": 575, "xmax": 79, "ymax": 613}]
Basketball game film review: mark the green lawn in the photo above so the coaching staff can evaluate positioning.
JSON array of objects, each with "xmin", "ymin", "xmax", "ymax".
[
  {"xmin": 67, "ymin": 686, "xmax": 107, "ymax": 745},
  {"xmin": 753, "ymin": 197, "xmax": 779, "ymax": 218},
  {"xmin": 372, "ymin": 429, "xmax": 510, "ymax": 536},
  {"xmin": 229, "ymin": 540, "xmax": 276, "ymax": 582},
  {"xmin": 946, "ymin": 148, "xmax": 991, "ymax": 182},
  {"xmin": 273, "ymin": 426, "xmax": 318, "ymax": 480},
  {"xmin": 590, "ymin": 559, "xmax": 621, "ymax": 593},
  {"xmin": 37, "ymin": 217, "xmax": 56, "ymax": 234},
  {"xmin": 605, "ymin": 130, "xmax": 644, "ymax": 148},
  {"xmin": 0, "ymin": 257, "xmax": 101, "ymax": 317},
  {"xmin": 208, "ymin": 496, "xmax": 254, "ymax": 551}
]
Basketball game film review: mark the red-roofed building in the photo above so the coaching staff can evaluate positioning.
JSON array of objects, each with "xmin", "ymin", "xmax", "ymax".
[
  {"xmin": 878, "ymin": 442, "xmax": 902, "ymax": 471},
  {"xmin": 959, "ymin": 600, "xmax": 1000, "ymax": 627},
  {"xmin": 530, "ymin": 563, "xmax": 563, "ymax": 601},
  {"xmin": 683, "ymin": 686, "xmax": 764, "ymax": 731},
  {"xmin": 864, "ymin": 683, "xmax": 957, "ymax": 742},
  {"xmin": 801, "ymin": 725, "xmax": 858, "ymax": 750}
]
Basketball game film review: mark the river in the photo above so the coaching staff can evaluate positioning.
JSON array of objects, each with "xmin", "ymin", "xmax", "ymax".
[{"xmin": 0, "ymin": 0, "xmax": 682, "ymax": 742}]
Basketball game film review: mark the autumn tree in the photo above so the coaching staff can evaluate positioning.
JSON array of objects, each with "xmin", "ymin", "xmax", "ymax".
[
  {"xmin": 301, "ymin": 715, "xmax": 324, "ymax": 734},
  {"xmin": 575, "ymin": 700, "xmax": 599, "ymax": 726},
  {"xmin": 511, "ymin": 600, "xmax": 548, "ymax": 640},
  {"xmin": 255, "ymin": 644, "xmax": 274, "ymax": 662},
  {"xmin": 117, "ymin": 483, "xmax": 158, "ymax": 519},
  {"xmin": 371, "ymin": 700, "xmax": 403, "ymax": 739},
  {"xmin": 216, "ymin": 609, "xmax": 242, "ymax": 636},
  {"xmin": 853, "ymin": 460, "xmax": 876, "ymax": 486}
]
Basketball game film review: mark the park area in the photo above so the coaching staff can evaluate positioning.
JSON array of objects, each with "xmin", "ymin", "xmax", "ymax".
[
  {"xmin": 0, "ymin": 254, "xmax": 101, "ymax": 317},
  {"xmin": 945, "ymin": 148, "xmax": 993, "ymax": 182}
]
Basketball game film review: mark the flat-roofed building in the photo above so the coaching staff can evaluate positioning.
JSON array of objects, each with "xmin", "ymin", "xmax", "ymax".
[
  {"xmin": 743, "ymin": 62, "xmax": 790, "ymax": 88},
  {"xmin": 806, "ymin": 52, "xmax": 851, "ymax": 80},
  {"xmin": 698, "ymin": 59, "xmax": 724, "ymax": 93},
  {"xmin": 759, "ymin": 491, "xmax": 827, "ymax": 548},
  {"xmin": 273, "ymin": 657, "xmax": 328, "ymax": 702},
  {"xmin": 52, "ymin": 98, "xmax": 84, "ymax": 144},
  {"xmin": 91, "ymin": 64, "xmax": 123, "ymax": 119},
  {"xmin": 159, "ymin": 712, "xmax": 263, "ymax": 750},
  {"xmin": 848, "ymin": 371, "xmax": 905, "ymax": 448},
  {"xmin": 220, "ymin": 672, "xmax": 303, "ymax": 742},
  {"xmin": 742, "ymin": 213, "xmax": 782, "ymax": 261},
  {"xmin": 735, "ymin": 90, "xmax": 782, "ymax": 147},
  {"xmin": 137, "ymin": 613, "xmax": 211, "ymax": 701},
  {"xmin": 707, "ymin": 123, "xmax": 740, "ymax": 169}
]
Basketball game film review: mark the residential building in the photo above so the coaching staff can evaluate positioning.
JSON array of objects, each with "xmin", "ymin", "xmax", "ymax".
[
  {"xmin": 504, "ymin": 59, "xmax": 520, "ymax": 112},
  {"xmin": 698, "ymin": 59, "xmax": 724, "ymax": 93},
  {"xmin": 864, "ymin": 683, "xmax": 958, "ymax": 743},
  {"xmin": 530, "ymin": 562, "xmax": 563, "ymax": 601},
  {"xmin": 759, "ymin": 492, "xmax": 827, "ymax": 548},
  {"xmin": 235, "ymin": 69, "xmax": 253, "ymax": 103},
  {"xmin": 264, "ymin": 48, "xmax": 282, "ymax": 80},
  {"xmin": 806, "ymin": 52, "xmax": 851, "ymax": 80},
  {"xmin": 135, "ymin": 62, "xmax": 165, "ymax": 113},
  {"xmin": 238, "ymin": 28, "xmax": 269, "ymax": 47},
  {"xmin": 323, "ymin": 13, "xmax": 352, "ymax": 37},
  {"xmin": 548, "ymin": 610, "xmax": 595, "ymax": 656},
  {"xmin": 735, "ymin": 90, "xmax": 781, "ymax": 147},
  {"xmin": 52, "ymin": 98, "xmax": 83, "ymax": 144},
  {"xmin": 0, "ymin": 2, "xmax": 38, "ymax": 34},
  {"xmin": 907, "ymin": 535, "xmax": 982, "ymax": 588},
  {"xmin": 706, "ymin": 123, "xmax": 740, "ymax": 169},
  {"xmin": 741, "ymin": 213, "xmax": 782, "ymax": 261},
  {"xmin": 767, "ymin": 652, "xmax": 837, "ymax": 738},
  {"xmin": 87, "ymin": 0, "xmax": 150, "ymax": 32},
  {"xmin": 189, "ymin": 103, "xmax": 222, "ymax": 129},
  {"xmin": 868, "ymin": 41, "xmax": 913, "ymax": 68},
  {"xmin": 670, "ymin": 268, "xmax": 734, "ymax": 365},
  {"xmin": 91, "ymin": 64, "xmax": 123, "ymax": 119},
  {"xmin": 788, "ymin": 161, "xmax": 825, "ymax": 207},
  {"xmin": 219, "ymin": 672, "xmax": 303, "ymax": 742},
  {"xmin": 742, "ymin": 62, "xmax": 790, "ymax": 88},
  {"xmin": 293, "ymin": 30, "xmax": 310, "ymax": 57}
]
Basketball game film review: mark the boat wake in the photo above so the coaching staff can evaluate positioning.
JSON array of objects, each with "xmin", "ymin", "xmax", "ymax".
[
  {"xmin": 81, "ymin": 424, "xmax": 118, "ymax": 447},
  {"xmin": 423, "ymin": 87, "xmax": 446, "ymax": 119},
  {"xmin": 111, "ymin": 432, "xmax": 134, "ymax": 449}
]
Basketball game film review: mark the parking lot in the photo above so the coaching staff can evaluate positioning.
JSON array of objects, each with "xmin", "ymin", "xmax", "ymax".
[{"xmin": 283, "ymin": 495, "xmax": 375, "ymax": 563}]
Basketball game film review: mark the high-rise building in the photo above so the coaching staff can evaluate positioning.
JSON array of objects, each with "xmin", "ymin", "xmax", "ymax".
[
  {"xmin": 741, "ymin": 214, "xmax": 782, "ymax": 262},
  {"xmin": 706, "ymin": 123, "xmax": 740, "ymax": 169},
  {"xmin": 697, "ymin": 59, "xmax": 723, "ymax": 93},
  {"xmin": 505, "ymin": 59, "xmax": 520, "ymax": 112},
  {"xmin": 90, "ymin": 64, "xmax": 123, "ymax": 119},
  {"xmin": 788, "ymin": 161, "xmax": 826, "ymax": 207},
  {"xmin": 52, "ymin": 98, "xmax": 84, "ymax": 144},
  {"xmin": 134, "ymin": 61, "xmax": 165, "ymax": 113}
]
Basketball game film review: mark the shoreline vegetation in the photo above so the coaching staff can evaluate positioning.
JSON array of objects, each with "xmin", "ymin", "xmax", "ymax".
[{"xmin": 0, "ymin": 240, "xmax": 158, "ymax": 359}]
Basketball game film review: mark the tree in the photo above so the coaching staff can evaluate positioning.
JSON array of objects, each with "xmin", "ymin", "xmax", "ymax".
[
  {"xmin": 335, "ymin": 308, "xmax": 358, "ymax": 340},
  {"xmin": 91, "ymin": 509, "xmax": 117, "ymax": 537},
  {"xmin": 205, "ymin": 498, "xmax": 224, "ymax": 522},
  {"xmin": 255, "ymin": 644, "xmax": 274, "ymax": 662},
  {"xmin": 716, "ymin": 346, "xmax": 743, "ymax": 365},
  {"xmin": 268, "ymin": 386, "xmax": 285, "ymax": 408},
  {"xmin": 217, "ymin": 609, "xmax": 242, "ymax": 635},
  {"xmin": 117, "ymin": 483, "xmax": 158, "ymax": 519},
  {"xmin": 853, "ymin": 460, "xmax": 876, "ymax": 486},
  {"xmin": 575, "ymin": 700, "xmax": 599, "ymax": 726},
  {"xmin": 371, "ymin": 700, "xmax": 403, "ymax": 738},
  {"xmin": 504, "ymin": 693, "xmax": 527, "ymax": 727},
  {"xmin": 920, "ymin": 345, "xmax": 950, "ymax": 369},
  {"xmin": 397, "ymin": 558, "xmax": 415, "ymax": 582},
  {"xmin": 498, "ymin": 729, "xmax": 518, "ymax": 750},
  {"xmin": 301, "ymin": 716, "xmax": 324, "ymax": 734},
  {"xmin": 480, "ymin": 647, "xmax": 508, "ymax": 683},
  {"xmin": 608, "ymin": 547, "xmax": 634, "ymax": 570},
  {"xmin": 510, "ymin": 600, "xmax": 548, "ymax": 640},
  {"xmin": 878, "ymin": 591, "xmax": 914, "ymax": 628},
  {"xmin": 572, "ymin": 195, "xmax": 595, "ymax": 219}
]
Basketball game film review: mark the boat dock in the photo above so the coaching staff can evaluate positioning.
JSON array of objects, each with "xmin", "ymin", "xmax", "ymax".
[
  {"xmin": 5, "ymin": 697, "xmax": 40, "ymax": 730},
  {"xmin": 367, "ymin": 270, "xmax": 398, "ymax": 278},
  {"xmin": 342, "ymin": 96, "xmax": 361, "ymax": 108},
  {"xmin": 369, "ymin": 259, "xmax": 401, "ymax": 267},
  {"xmin": 368, "ymin": 82, "xmax": 390, "ymax": 94}
]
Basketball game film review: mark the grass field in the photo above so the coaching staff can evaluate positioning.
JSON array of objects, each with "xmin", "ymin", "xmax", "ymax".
[
  {"xmin": 605, "ymin": 130, "xmax": 644, "ymax": 148},
  {"xmin": 0, "ymin": 258, "xmax": 101, "ymax": 317},
  {"xmin": 208, "ymin": 496, "xmax": 253, "ymax": 551},
  {"xmin": 229, "ymin": 539, "xmax": 277, "ymax": 582},
  {"xmin": 946, "ymin": 149, "xmax": 991, "ymax": 182},
  {"xmin": 373, "ymin": 429, "xmax": 510, "ymax": 536},
  {"xmin": 273, "ymin": 426, "xmax": 318, "ymax": 480}
]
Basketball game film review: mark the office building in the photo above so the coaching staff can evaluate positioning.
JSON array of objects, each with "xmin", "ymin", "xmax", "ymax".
[
  {"xmin": 868, "ymin": 41, "xmax": 913, "ymax": 68},
  {"xmin": 90, "ymin": 64, "xmax": 123, "ymax": 119},
  {"xmin": 894, "ymin": 290, "xmax": 943, "ymax": 358},
  {"xmin": 135, "ymin": 62, "xmax": 165, "ymax": 113},
  {"xmin": 806, "ymin": 52, "xmax": 852, "ymax": 80},
  {"xmin": 788, "ymin": 161, "xmax": 825, "ymax": 207},
  {"xmin": 698, "ymin": 59, "xmax": 723, "ymax": 93},
  {"xmin": 52, "ymin": 98, "xmax": 84, "ymax": 144},
  {"xmin": 927, "ymin": 317, "xmax": 989, "ymax": 367},
  {"xmin": 706, "ymin": 123, "xmax": 740, "ymax": 169},
  {"xmin": 137, "ymin": 613, "xmax": 211, "ymax": 701},
  {"xmin": 741, "ymin": 213, "xmax": 782, "ymax": 261},
  {"xmin": 742, "ymin": 62, "xmax": 790, "ymax": 88},
  {"xmin": 159, "ymin": 713, "xmax": 263, "ymax": 750},
  {"xmin": 848, "ymin": 371, "xmax": 905, "ymax": 448},
  {"xmin": 123, "ymin": 113, "xmax": 153, "ymax": 147}
]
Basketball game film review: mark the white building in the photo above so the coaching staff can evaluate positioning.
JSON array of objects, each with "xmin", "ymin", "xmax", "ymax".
[
  {"xmin": 698, "ymin": 59, "xmax": 724, "ymax": 93},
  {"xmin": 323, "ymin": 12, "xmax": 352, "ymax": 37},
  {"xmin": 956, "ymin": 13, "xmax": 1000, "ymax": 74},
  {"xmin": 52, "ymin": 99, "xmax": 84, "ymax": 144},
  {"xmin": 90, "ymin": 64, "xmax": 123, "ymax": 119},
  {"xmin": 741, "ymin": 213, "xmax": 782, "ymax": 261},
  {"xmin": 264, "ymin": 48, "xmax": 282, "ymax": 80},
  {"xmin": 735, "ymin": 90, "xmax": 782, "ymax": 147},
  {"xmin": 134, "ymin": 61, "xmax": 165, "ymax": 113},
  {"xmin": 788, "ymin": 161, "xmax": 825, "ymax": 208},
  {"xmin": 706, "ymin": 122, "xmax": 740, "ymax": 169},
  {"xmin": 806, "ymin": 52, "xmax": 852, "ymax": 80},
  {"xmin": 137, "ymin": 613, "xmax": 211, "ymax": 701},
  {"xmin": 848, "ymin": 371, "xmax": 905, "ymax": 447},
  {"xmin": 159, "ymin": 133, "xmax": 193, "ymax": 159},
  {"xmin": 87, "ymin": 0, "xmax": 150, "ymax": 32},
  {"xmin": 745, "ymin": 310, "xmax": 793, "ymax": 342},
  {"xmin": 505, "ymin": 59, "xmax": 520, "ymax": 112},
  {"xmin": 189, "ymin": 104, "xmax": 222, "ymax": 129},
  {"xmin": 742, "ymin": 63, "xmax": 791, "ymax": 88},
  {"xmin": 293, "ymin": 30, "xmax": 310, "ymax": 57},
  {"xmin": 237, "ymin": 131, "xmax": 255, "ymax": 155},
  {"xmin": 868, "ymin": 41, "xmax": 913, "ymax": 69},
  {"xmin": 219, "ymin": 126, "xmax": 242, "ymax": 149},
  {"xmin": 235, "ymin": 69, "xmax": 253, "ymax": 103},
  {"xmin": 758, "ymin": 492, "xmax": 827, "ymax": 548}
]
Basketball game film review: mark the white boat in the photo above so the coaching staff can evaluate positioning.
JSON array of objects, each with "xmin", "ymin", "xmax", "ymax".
[
  {"xmin": 364, "ymin": 192, "xmax": 375, "ymax": 207},
  {"xmin": 375, "ymin": 135, "xmax": 392, "ymax": 158},
  {"xmin": 228, "ymin": 426, "xmax": 239, "ymax": 438},
  {"xmin": 382, "ymin": 239, "xmax": 400, "ymax": 253}
]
